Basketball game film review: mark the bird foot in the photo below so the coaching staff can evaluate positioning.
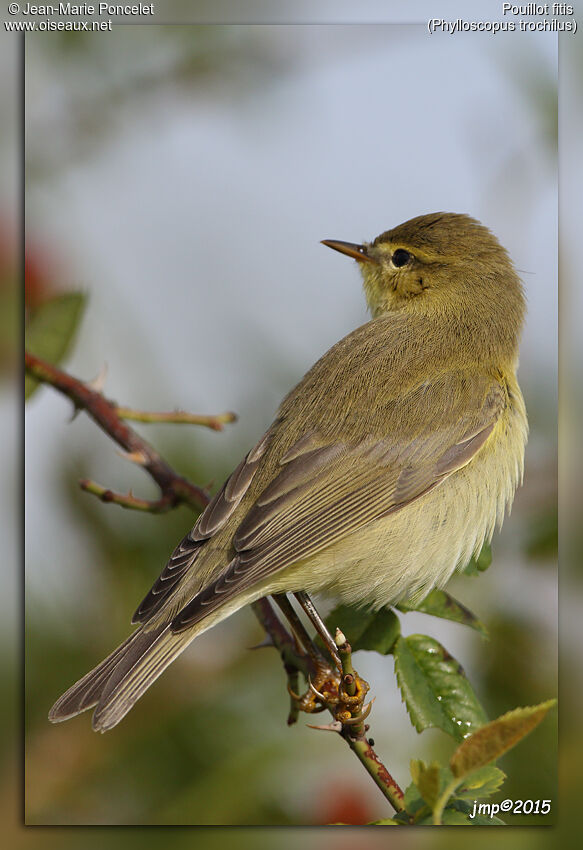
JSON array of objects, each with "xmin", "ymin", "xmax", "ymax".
[
  {"xmin": 287, "ymin": 663, "xmax": 341, "ymax": 714},
  {"xmin": 334, "ymin": 672, "xmax": 371, "ymax": 727},
  {"xmin": 287, "ymin": 661, "xmax": 371, "ymax": 731}
]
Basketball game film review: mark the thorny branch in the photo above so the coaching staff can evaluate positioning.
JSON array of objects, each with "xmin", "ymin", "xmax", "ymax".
[
  {"xmin": 26, "ymin": 351, "xmax": 406, "ymax": 817},
  {"xmin": 25, "ymin": 351, "xmax": 212, "ymax": 512}
]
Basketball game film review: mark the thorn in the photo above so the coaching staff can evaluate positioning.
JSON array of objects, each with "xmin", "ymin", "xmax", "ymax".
[
  {"xmin": 341, "ymin": 698, "xmax": 375, "ymax": 726},
  {"xmin": 88, "ymin": 362, "xmax": 108, "ymax": 393},
  {"xmin": 248, "ymin": 635, "xmax": 275, "ymax": 650},
  {"xmin": 69, "ymin": 402, "xmax": 82, "ymax": 422},
  {"xmin": 116, "ymin": 448, "xmax": 148, "ymax": 466},
  {"xmin": 306, "ymin": 720, "xmax": 343, "ymax": 733},
  {"xmin": 287, "ymin": 683, "xmax": 302, "ymax": 701},
  {"xmin": 307, "ymin": 676, "xmax": 326, "ymax": 702}
]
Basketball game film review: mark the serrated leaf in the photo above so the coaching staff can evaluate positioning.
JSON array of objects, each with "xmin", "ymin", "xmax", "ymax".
[
  {"xmin": 409, "ymin": 758, "xmax": 425, "ymax": 788},
  {"xmin": 324, "ymin": 604, "xmax": 400, "ymax": 655},
  {"xmin": 463, "ymin": 543, "xmax": 492, "ymax": 576},
  {"xmin": 410, "ymin": 760, "xmax": 442, "ymax": 808},
  {"xmin": 455, "ymin": 765, "xmax": 506, "ymax": 799},
  {"xmin": 402, "ymin": 780, "xmax": 427, "ymax": 817},
  {"xmin": 25, "ymin": 292, "xmax": 86, "ymax": 399},
  {"xmin": 397, "ymin": 590, "xmax": 488, "ymax": 636},
  {"xmin": 450, "ymin": 699, "xmax": 556, "ymax": 779},
  {"xmin": 393, "ymin": 634, "xmax": 488, "ymax": 741}
]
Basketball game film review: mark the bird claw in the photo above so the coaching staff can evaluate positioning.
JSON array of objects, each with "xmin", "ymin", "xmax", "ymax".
[
  {"xmin": 336, "ymin": 697, "xmax": 375, "ymax": 726},
  {"xmin": 286, "ymin": 660, "xmax": 374, "ymax": 735},
  {"xmin": 332, "ymin": 671, "xmax": 372, "ymax": 731},
  {"xmin": 307, "ymin": 675, "xmax": 327, "ymax": 702},
  {"xmin": 286, "ymin": 666, "xmax": 341, "ymax": 714},
  {"xmin": 286, "ymin": 682, "xmax": 302, "ymax": 701}
]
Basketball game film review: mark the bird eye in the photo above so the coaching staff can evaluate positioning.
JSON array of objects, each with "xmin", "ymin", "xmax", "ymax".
[{"xmin": 391, "ymin": 249, "xmax": 412, "ymax": 268}]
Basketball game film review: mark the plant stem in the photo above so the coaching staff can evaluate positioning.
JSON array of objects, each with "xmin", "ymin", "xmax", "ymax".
[
  {"xmin": 116, "ymin": 407, "xmax": 237, "ymax": 430},
  {"xmin": 25, "ymin": 351, "xmax": 209, "ymax": 511}
]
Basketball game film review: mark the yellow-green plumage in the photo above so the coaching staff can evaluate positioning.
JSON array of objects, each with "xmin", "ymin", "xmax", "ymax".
[{"xmin": 49, "ymin": 212, "xmax": 527, "ymax": 732}]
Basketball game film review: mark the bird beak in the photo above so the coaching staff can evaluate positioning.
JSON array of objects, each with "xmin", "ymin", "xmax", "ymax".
[{"xmin": 321, "ymin": 239, "xmax": 378, "ymax": 264}]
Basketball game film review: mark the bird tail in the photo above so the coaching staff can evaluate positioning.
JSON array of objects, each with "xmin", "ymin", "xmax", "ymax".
[{"xmin": 48, "ymin": 620, "xmax": 210, "ymax": 733}]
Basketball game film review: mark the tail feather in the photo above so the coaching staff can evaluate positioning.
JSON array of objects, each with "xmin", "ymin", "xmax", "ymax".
[
  {"xmin": 91, "ymin": 626, "xmax": 200, "ymax": 732},
  {"xmin": 48, "ymin": 625, "xmax": 164, "ymax": 723},
  {"xmin": 48, "ymin": 608, "xmax": 232, "ymax": 732}
]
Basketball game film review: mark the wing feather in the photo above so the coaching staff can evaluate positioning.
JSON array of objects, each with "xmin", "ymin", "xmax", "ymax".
[
  {"xmin": 171, "ymin": 377, "xmax": 506, "ymax": 632},
  {"xmin": 132, "ymin": 427, "xmax": 274, "ymax": 624}
]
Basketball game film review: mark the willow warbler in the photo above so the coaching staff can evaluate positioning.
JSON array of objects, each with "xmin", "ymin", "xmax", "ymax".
[{"xmin": 49, "ymin": 212, "xmax": 527, "ymax": 732}]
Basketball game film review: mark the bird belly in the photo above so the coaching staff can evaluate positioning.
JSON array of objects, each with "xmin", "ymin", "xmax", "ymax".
[{"xmin": 269, "ymin": 393, "xmax": 527, "ymax": 610}]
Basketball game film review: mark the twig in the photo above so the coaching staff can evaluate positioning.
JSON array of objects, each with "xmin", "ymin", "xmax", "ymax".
[
  {"xmin": 25, "ymin": 351, "xmax": 210, "ymax": 512},
  {"xmin": 116, "ymin": 407, "xmax": 237, "ymax": 430},
  {"xmin": 251, "ymin": 598, "xmax": 313, "ymax": 727},
  {"xmin": 334, "ymin": 629, "xmax": 405, "ymax": 814},
  {"xmin": 78, "ymin": 479, "xmax": 177, "ymax": 513},
  {"xmin": 252, "ymin": 603, "xmax": 406, "ymax": 814},
  {"xmin": 346, "ymin": 736, "xmax": 406, "ymax": 814}
]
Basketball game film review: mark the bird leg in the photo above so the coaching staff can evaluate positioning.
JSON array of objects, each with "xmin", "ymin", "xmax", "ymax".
[
  {"xmin": 272, "ymin": 594, "xmax": 341, "ymax": 715},
  {"xmin": 293, "ymin": 591, "xmax": 342, "ymax": 669},
  {"xmin": 291, "ymin": 593, "xmax": 372, "ymax": 731},
  {"xmin": 270, "ymin": 594, "xmax": 372, "ymax": 732}
]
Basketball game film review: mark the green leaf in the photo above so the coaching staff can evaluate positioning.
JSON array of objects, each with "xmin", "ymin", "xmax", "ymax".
[
  {"xmin": 367, "ymin": 818, "xmax": 400, "ymax": 825},
  {"xmin": 455, "ymin": 765, "xmax": 506, "ymax": 799},
  {"xmin": 397, "ymin": 590, "xmax": 488, "ymax": 636},
  {"xmin": 463, "ymin": 543, "xmax": 492, "ymax": 576},
  {"xmin": 324, "ymin": 604, "xmax": 400, "ymax": 655},
  {"xmin": 431, "ymin": 765, "xmax": 507, "ymax": 825},
  {"xmin": 402, "ymin": 781, "xmax": 428, "ymax": 818},
  {"xmin": 410, "ymin": 760, "xmax": 443, "ymax": 808},
  {"xmin": 393, "ymin": 634, "xmax": 488, "ymax": 741},
  {"xmin": 450, "ymin": 699, "xmax": 556, "ymax": 779},
  {"xmin": 25, "ymin": 292, "xmax": 86, "ymax": 399}
]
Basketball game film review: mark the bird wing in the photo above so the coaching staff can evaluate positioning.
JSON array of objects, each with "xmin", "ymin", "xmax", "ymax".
[
  {"xmin": 132, "ymin": 427, "xmax": 275, "ymax": 624},
  {"xmin": 171, "ymin": 371, "xmax": 507, "ymax": 632},
  {"xmin": 49, "ymin": 370, "xmax": 507, "ymax": 732}
]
